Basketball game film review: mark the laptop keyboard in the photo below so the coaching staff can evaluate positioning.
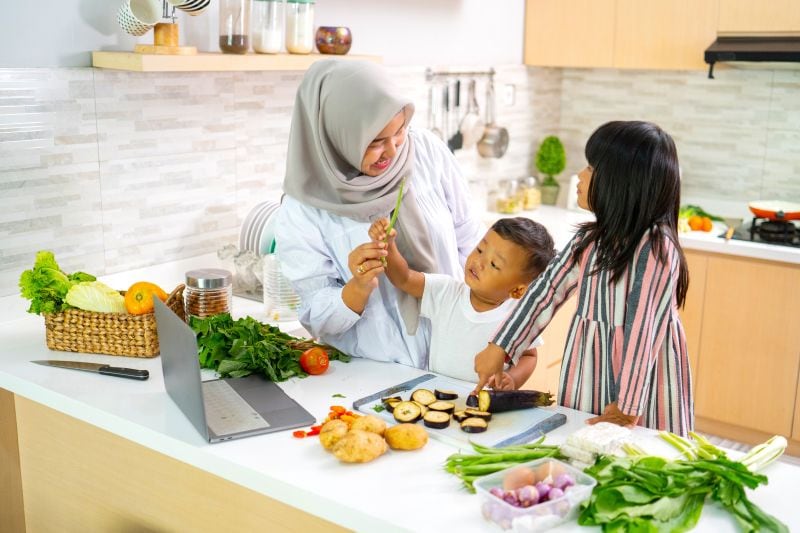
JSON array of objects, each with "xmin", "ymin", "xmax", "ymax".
[{"xmin": 202, "ymin": 380, "xmax": 271, "ymax": 436}]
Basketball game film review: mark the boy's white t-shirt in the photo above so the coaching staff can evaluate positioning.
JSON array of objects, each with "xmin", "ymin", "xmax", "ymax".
[{"xmin": 420, "ymin": 273, "xmax": 543, "ymax": 383}]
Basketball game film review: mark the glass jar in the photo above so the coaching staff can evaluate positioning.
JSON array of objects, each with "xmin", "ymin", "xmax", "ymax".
[
  {"xmin": 496, "ymin": 179, "xmax": 522, "ymax": 214},
  {"xmin": 219, "ymin": 0, "xmax": 251, "ymax": 54},
  {"xmin": 252, "ymin": 0, "xmax": 284, "ymax": 54},
  {"xmin": 184, "ymin": 268, "xmax": 233, "ymax": 319},
  {"xmin": 522, "ymin": 176, "xmax": 542, "ymax": 211},
  {"xmin": 285, "ymin": 0, "xmax": 315, "ymax": 54}
]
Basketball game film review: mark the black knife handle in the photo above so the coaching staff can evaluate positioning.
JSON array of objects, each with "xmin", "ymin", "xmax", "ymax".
[{"xmin": 99, "ymin": 366, "xmax": 149, "ymax": 380}]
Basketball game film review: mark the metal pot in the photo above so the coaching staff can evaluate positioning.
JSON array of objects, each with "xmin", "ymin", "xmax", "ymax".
[
  {"xmin": 748, "ymin": 200, "xmax": 800, "ymax": 221},
  {"xmin": 477, "ymin": 79, "xmax": 509, "ymax": 158}
]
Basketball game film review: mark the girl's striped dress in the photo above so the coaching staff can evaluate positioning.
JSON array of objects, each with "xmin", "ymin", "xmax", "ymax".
[{"xmin": 493, "ymin": 228, "xmax": 693, "ymax": 435}]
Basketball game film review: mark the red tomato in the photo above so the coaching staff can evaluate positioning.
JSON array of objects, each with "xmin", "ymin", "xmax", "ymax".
[{"xmin": 300, "ymin": 347, "xmax": 329, "ymax": 375}]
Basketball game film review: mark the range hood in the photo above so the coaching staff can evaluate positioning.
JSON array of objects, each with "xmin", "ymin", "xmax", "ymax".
[{"xmin": 704, "ymin": 36, "xmax": 800, "ymax": 78}]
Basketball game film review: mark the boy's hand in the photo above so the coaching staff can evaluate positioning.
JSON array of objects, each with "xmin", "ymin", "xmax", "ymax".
[
  {"xmin": 473, "ymin": 343, "xmax": 507, "ymax": 394},
  {"xmin": 487, "ymin": 372, "xmax": 515, "ymax": 391},
  {"xmin": 368, "ymin": 217, "xmax": 396, "ymax": 244},
  {"xmin": 586, "ymin": 402, "xmax": 639, "ymax": 428}
]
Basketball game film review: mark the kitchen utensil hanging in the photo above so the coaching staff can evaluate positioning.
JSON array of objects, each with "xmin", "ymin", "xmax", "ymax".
[
  {"xmin": 447, "ymin": 80, "xmax": 463, "ymax": 152},
  {"xmin": 460, "ymin": 79, "xmax": 484, "ymax": 150},
  {"xmin": 429, "ymin": 83, "xmax": 444, "ymax": 140},
  {"xmin": 477, "ymin": 77, "xmax": 509, "ymax": 158}
]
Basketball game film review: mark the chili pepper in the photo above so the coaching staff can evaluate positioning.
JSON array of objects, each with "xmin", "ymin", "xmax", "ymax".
[
  {"xmin": 292, "ymin": 430, "xmax": 306, "ymax": 438},
  {"xmin": 331, "ymin": 405, "xmax": 347, "ymax": 415}
]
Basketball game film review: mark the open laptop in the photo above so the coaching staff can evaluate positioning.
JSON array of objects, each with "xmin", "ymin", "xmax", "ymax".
[{"xmin": 153, "ymin": 298, "xmax": 315, "ymax": 443}]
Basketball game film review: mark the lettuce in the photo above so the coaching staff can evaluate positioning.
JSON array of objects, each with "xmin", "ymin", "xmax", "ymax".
[
  {"xmin": 65, "ymin": 281, "xmax": 126, "ymax": 314},
  {"xmin": 19, "ymin": 251, "xmax": 96, "ymax": 314}
]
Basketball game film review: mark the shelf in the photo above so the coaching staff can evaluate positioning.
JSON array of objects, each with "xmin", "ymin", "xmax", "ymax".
[{"xmin": 91, "ymin": 51, "xmax": 382, "ymax": 72}]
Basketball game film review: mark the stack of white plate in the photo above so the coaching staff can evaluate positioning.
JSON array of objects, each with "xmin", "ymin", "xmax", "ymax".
[
  {"xmin": 239, "ymin": 201, "xmax": 280, "ymax": 255},
  {"xmin": 262, "ymin": 254, "xmax": 301, "ymax": 322}
]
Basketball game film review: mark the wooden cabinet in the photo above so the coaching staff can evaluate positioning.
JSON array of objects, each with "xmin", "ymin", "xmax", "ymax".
[
  {"xmin": 522, "ymin": 296, "xmax": 577, "ymax": 395},
  {"xmin": 718, "ymin": 0, "xmax": 800, "ymax": 34},
  {"xmin": 794, "ymin": 367, "xmax": 800, "ymax": 442},
  {"xmin": 614, "ymin": 0, "xmax": 718, "ymax": 70},
  {"xmin": 679, "ymin": 250, "xmax": 708, "ymax": 392},
  {"xmin": 693, "ymin": 255, "xmax": 800, "ymax": 437},
  {"xmin": 523, "ymin": 0, "xmax": 615, "ymax": 68}
]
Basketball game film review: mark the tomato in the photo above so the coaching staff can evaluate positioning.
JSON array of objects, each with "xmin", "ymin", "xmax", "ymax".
[{"xmin": 300, "ymin": 347, "xmax": 329, "ymax": 375}]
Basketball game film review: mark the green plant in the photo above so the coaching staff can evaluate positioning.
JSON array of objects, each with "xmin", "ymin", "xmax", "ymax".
[{"xmin": 535, "ymin": 136, "xmax": 566, "ymax": 185}]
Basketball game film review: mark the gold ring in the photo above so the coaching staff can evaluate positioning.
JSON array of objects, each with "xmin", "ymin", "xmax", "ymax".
[{"xmin": 357, "ymin": 264, "xmax": 365, "ymax": 274}]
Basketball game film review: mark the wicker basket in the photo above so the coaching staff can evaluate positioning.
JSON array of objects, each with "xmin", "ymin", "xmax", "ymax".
[{"xmin": 43, "ymin": 284, "xmax": 186, "ymax": 358}]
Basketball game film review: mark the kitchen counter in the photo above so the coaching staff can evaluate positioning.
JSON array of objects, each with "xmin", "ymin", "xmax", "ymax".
[
  {"xmin": 1, "ymin": 255, "xmax": 799, "ymax": 532},
  {"xmin": 484, "ymin": 205, "xmax": 800, "ymax": 266}
]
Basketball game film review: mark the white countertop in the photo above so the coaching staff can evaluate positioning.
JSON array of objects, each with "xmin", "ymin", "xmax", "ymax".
[{"xmin": 2, "ymin": 255, "xmax": 800, "ymax": 532}]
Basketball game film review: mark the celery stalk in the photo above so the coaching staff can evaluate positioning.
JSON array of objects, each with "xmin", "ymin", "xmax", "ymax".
[{"xmin": 381, "ymin": 177, "xmax": 406, "ymax": 266}]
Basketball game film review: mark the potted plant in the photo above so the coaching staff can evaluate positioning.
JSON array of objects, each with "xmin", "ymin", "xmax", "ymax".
[{"xmin": 535, "ymin": 136, "xmax": 566, "ymax": 206}]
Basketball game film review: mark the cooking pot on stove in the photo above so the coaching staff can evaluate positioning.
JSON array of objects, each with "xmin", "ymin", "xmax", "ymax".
[{"xmin": 748, "ymin": 200, "xmax": 800, "ymax": 221}]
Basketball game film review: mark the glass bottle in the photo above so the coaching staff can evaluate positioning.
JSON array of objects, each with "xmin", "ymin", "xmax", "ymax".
[
  {"xmin": 252, "ymin": 0, "xmax": 284, "ymax": 54},
  {"xmin": 219, "ymin": 0, "xmax": 251, "ymax": 54},
  {"xmin": 522, "ymin": 176, "xmax": 542, "ymax": 211},
  {"xmin": 285, "ymin": 0, "xmax": 315, "ymax": 54},
  {"xmin": 184, "ymin": 269, "xmax": 233, "ymax": 319}
]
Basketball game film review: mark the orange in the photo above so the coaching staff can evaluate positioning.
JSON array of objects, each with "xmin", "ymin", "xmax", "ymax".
[
  {"xmin": 688, "ymin": 215, "xmax": 704, "ymax": 231},
  {"xmin": 701, "ymin": 217, "xmax": 713, "ymax": 232}
]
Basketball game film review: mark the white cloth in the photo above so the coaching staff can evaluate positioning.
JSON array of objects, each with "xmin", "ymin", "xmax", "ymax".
[
  {"xmin": 421, "ymin": 273, "xmax": 543, "ymax": 383},
  {"xmin": 275, "ymin": 128, "xmax": 485, "ymax": 368}
]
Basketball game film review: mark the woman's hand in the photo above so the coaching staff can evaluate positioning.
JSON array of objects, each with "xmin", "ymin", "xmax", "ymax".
[
  {"xmin": 368, "ymin": 217, "xmax": 396, "ymax": 244},
  {"xmin": 586, "ymin": 402, "xmax": 639, "ymax": 428},
  {"xmin": 487, "ymin": 371, "xmax": 515, "ymax": 391},
  {"xmin": 473, "ymin": 343, "xmax": 508, "ymax": 394},
  {"xmin": 347, "ymin": 241, "xmax": 387, "ymax": 290}
]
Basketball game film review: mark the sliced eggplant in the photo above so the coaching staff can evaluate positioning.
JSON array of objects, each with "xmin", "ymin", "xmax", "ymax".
[
  {"xmin": 411, "ymin": 389, "xmax": 437, "ymax": 406},
  {"xmin": 452, "ymin": 410, "xmax": 469, "ymax": 423},
  {"xmin": 427, "ymin": 401, "xmax": 455, "ymax": 414},
  {"xmin": 464, "ymin": 409, "xmax": 493, "ymax": 421},
  {"xmin": 381, "ymin": 395, "xmax": 402, "ymax": 404},
  {"xmin": 460, "ymin": 417, "xmax": 488, "ymax": 433},
  {"xmin": 434, "ymin": 389, "xmax": 459, "ymax": 400},
  {"xmin": 475, "ymin": 389, "xmax": 555, "ymax": 413},
  {"xmin": 412, "ymin": 400, "xmax": 429, "ymax": 417},
  {"xmin": 383, "ymin": 398, "xmax": 402, "ymax": 413},
  {"xmin": 466, "ymin": 393, "xmax": 479, "ymax": 409},
  {"xmin": 423, "ymin": 410, "xmax": 451, "ymax": 429},
  {"xmin": 392, "ymin": 401, "xmax": 422, "ymax": 423}
]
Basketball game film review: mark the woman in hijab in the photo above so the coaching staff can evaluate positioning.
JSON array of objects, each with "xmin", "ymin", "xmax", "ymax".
[{"xmin": 275, "ymin": 60, "xmax": 484, "ymax": 369}]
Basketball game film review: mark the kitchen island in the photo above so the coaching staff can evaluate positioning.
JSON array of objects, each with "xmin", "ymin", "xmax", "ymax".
[{"xmin": 1, "ymin": 252, "xmax": 800, "ymax": 532}]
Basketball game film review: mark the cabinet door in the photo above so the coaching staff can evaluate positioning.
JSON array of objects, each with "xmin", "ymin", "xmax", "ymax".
[
  {"xmin": 614, "ymin": 0, "xmax": 718, "ymax": 70},
  {"xmin": 718, "ymin": 0, "xmax": 800, "ymax": 33},
  {"xmin": 524, "ymin": 0, "xmax": 615, "ymax": 68},
  {"xmin": 679, "ymin": 250, "xmax": 708, "ymax": 393},
  {"xmin": 794, "ymin": 365, "xmax": 800, "ymax": 442},
  {"xmin": 694, "ymin": 256, "xmax": 800, "ymax": 436},
  {"xmin": 522, "ymin": 296, "xmax": 577, "ymax": 394}
]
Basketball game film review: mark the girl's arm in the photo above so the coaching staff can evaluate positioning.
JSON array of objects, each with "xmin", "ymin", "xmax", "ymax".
[
  {"xmin": 614, "ymin": 238, "xmax": 679, "ymax": 418},
  {"xmin": 474, "ymin": 236, "xmax": 582, "ymax": 391}
]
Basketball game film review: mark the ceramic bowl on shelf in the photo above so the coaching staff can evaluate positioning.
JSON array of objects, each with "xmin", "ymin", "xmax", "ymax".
[{"xmin": 315, "ymin": 26, "xmax": 352, "ymax": 55}]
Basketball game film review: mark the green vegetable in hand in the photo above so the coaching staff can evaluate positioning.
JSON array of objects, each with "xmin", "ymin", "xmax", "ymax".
[
  {"xmin": 65, "ymin": 281, "xmax": 127, "ymax": 314},
  {"xmin": 18, "ymin": 251, "xmax": 96, "ymax": 315},
  {"xmin": 189, "ymin": 313, "xmax": 351, "ymax": 382},
  {"xmin": 381, "ymin": 177, "xmax": 406, "ymax": 266}
]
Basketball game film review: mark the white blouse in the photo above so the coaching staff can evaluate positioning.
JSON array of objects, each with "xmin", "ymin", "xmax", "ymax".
[{"xmin": 274, "ymin": 128, "xmax": 485, "ymax": 368}]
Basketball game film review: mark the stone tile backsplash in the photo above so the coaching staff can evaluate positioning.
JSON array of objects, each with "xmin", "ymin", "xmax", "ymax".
[{"xmin": 0, "ymin": 63, "xmax": 798, "ymax": 297}]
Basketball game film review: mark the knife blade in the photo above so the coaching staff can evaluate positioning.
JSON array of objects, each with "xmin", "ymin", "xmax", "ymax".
[{"xmin": 32, "ymin": 360, "xmax": 149, "ymax": 380}]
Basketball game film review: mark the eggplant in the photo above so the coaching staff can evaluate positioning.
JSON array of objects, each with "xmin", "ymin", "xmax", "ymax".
[
  {"xmin": 427, "ymin": 401, "xmax": 455, "ymax": 414},
  {"xmin": 392, "ymin": 401, "xmax": 422, "ymax": 423},
  {"xmin": 383, "ymin": 398, "xmax": 402, "ymax": 413},
  {"xmin": 434, "ymin": 389, "xmax": 459, "ymax": 400},
  {"xmin": 460, "ymin": 417, "xmax": 488, "ymax": 433},
  {"xmin": 452, "ymin": 410, "xmax": 469, "ymax": 423},
  {"xmin": 412, "ymin": 400, "xmax": 429, "ymax": 417},
  {"xmin": 423, "ymin": 410, "xmax": 451, "ymax": 429},
  {"xmin": 381, "ymin": 395, "xmax": 402, "ymax": 404},
  {"xmin": 411, "ymin": 389, "xmax": 437, "ymax": 406},
  {"xmin": 464, "ymin": 408, "xmax": 492, "ymax": 422},
  {"xmin": 467, "ymin": 389, "xmax": 554, "ymax": 413}
]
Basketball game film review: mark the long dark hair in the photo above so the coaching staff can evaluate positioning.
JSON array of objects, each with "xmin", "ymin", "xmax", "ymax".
[{"xmin": 571, "ymin": 121, "xmax": 689, "ymax": 307}]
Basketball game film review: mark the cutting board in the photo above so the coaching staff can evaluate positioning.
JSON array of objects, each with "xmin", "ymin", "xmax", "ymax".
[{"xmin": 352, "ymin": 373, "xmax": 566, "ymax": 449}]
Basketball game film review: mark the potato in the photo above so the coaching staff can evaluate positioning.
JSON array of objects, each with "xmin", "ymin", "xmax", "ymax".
[
  {"xmin": 384, "ymin": 423, "xmax": 428, "ymax": 451},
  {"xmin": 349, "ymin": 414, "xmax": 387, "ymax": 437},
  {"xmin": 332, "ymin": 429, "xmax": 387, "ymax": 463},
  {"xmin": 319, "ymin": 419, "xmax": 349, "ymax": 451}
]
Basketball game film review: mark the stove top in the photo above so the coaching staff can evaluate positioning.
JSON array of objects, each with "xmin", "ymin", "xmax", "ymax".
[{"xmin": 724, "ymin": 217, "xmax": 800, "ymax": 248}]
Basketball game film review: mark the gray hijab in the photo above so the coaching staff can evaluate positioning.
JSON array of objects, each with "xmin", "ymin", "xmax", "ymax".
[{"xmin": 283, "ymin": 60, "xmax": 436, "ymax": 333}]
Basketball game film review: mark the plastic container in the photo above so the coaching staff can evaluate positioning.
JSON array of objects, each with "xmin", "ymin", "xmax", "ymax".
[
  {"xmin": 474, "ymin": 458, "xmax": 596, "ymax": 532},
  {"xmin": 262, "ymin": 255, "xmax": 301, "ymax": 321},
  {"xmin": 219, "ymin": 0, "xmax": 251, "ymax": 54},
  {"xmin": 184, "ymin": 268, "xmax": 233, "ymax": 319},
  {"xmin": 285, "ymin": 0, "xmax": 314, "ymax": 54},
  {"xmin": 252, "ymin": 0, "xmax": 284, "ymax": 53}
]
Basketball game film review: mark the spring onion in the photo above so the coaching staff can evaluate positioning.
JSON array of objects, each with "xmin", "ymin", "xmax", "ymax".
[
  {"xmin": 381, "ymin": 177, "xmax": 406, "ymax": 266},
  {"xmin": 740, "ymin": 435, "xmax": 788, "ymax": 472}
]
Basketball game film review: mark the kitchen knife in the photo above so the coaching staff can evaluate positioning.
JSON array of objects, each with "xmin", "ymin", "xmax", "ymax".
[{"xmin": 32, "ymin": 360, "xmax": 149, "ymax": 380}]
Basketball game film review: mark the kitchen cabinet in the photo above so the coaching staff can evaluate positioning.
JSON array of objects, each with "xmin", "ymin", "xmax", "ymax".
[
  {"xmin": 522, "ymin": 296, "xmax": 577, "ymax": 394},
  {"xmin": 524, "ymin": 0, "xmax": 717, "ymax": 70},
  {"xmin": 91, "ymin": 51, "xmax": 381, "ymax": 72},
  {"xmin": 679, "ymin": 250, "xmax": 708, "ymax": 392},
  {"xmin": 794, "ymin": 367, "xmax": 800, "ymax": 442},
  {"xmin": 693, "ymin": 254, "xmax": 800, "ymax": 438},
  {"xmin": 718, "ymin": 0, "xmax": 800, "ymax": 34},
  {"xmin": 523, "ymin": 0, "xmax": 615, "ymax": 68}
]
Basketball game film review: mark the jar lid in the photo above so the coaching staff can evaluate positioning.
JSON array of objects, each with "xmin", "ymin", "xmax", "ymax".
[{"xmin": 185, "ymin": 268, "xmax": 232, "ymax": 289}]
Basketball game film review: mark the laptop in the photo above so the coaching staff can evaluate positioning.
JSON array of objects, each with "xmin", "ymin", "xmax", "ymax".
[{"xmin": 153, "ymin": 298, "xmax": 316, "ymax": 443}]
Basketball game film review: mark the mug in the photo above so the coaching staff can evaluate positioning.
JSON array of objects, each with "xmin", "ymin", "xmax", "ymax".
[
  {"xmin": 168, "ymin": 0, "xmax": 211, "ymax": 16},
  {"xmin": 117, "ymin": 0, "xmax": 163, "ymax": 36}
]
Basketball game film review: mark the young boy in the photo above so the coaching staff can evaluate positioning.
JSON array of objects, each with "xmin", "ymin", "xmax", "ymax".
[{"xmin": 368, "ymin": 217, "xmax": 555, "ymax": 389}]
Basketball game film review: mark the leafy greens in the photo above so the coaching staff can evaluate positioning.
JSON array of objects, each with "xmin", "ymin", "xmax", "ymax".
[{"xmin": 19, "ymin": 251, "xmax": 96, "ymax": 314}]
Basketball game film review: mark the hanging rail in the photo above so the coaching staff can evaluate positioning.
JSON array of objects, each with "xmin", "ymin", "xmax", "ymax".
[{"xmin": 425, "ymin": 67, "xmax": 495, "ymax": 82}]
